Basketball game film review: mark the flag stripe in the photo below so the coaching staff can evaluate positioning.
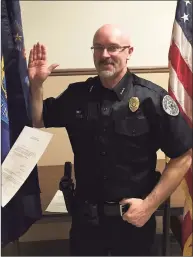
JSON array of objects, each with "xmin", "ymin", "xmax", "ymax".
[
  {"xmin": 172, "ymin": 21, "xmax": 192, "ymax": 72},
  {"xmin": 168, "ymin": 1, "xmax": 192, "ymax": 255},
  {"xmin": 168, "ymin": 66, "xmax": 192, "ymax": 124},
  {"xmin": 181, "ymin": 179, "xmax": 193, "ymax": 218},
  {"xmin": 183, "ymin": 233, "xmax": 193, "ymax": 256},
  {"xmin": 169, "ymin": 41, "xmax": 192, "ymax": 98},
  {"xmin": 169, "ymin": 89, "xmax": 192, "ymax": 128},
  {"xmin": 182, "ymin": 211, "xmax": 192, "ymax": 246},
  {"xmin": 184, "ymin": 166, "xmax": 192, "ymax": 196}
]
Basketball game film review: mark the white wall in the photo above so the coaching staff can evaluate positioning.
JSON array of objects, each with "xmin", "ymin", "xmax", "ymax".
[{"xmin": 20, "ymin": 1, "xmax": 177, "ymax": 69}]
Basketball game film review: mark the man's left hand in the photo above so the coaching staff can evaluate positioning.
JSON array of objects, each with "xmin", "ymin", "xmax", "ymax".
[{"xmin": 119, "ymin": 198, "xmax": 154, "ymax": 227}]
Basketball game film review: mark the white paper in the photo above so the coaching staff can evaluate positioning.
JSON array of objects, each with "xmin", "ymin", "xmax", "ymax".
[
  {"xmin": 1, "ymin": 126, "xmax": 53, "ymax": 207},
  {"xmin": 45, "ymin": 190, "xmax": 68, "ymax": 213}
]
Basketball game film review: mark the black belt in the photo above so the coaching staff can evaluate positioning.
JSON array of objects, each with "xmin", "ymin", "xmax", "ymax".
[
  {"xmin": 103, "ymin": 202, "xmax": 130, "ymax": 216},
  {"xmin": 73, "ymin": 200, "xmax": 130, "ymax": 218}
]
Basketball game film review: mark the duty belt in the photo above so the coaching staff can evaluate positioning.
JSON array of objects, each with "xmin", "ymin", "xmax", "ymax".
[
  {"xmin": 103, "ymin": 201, "xmax": 130, "ymax": 216},
  {"xmin": 78, "ymin": 201, "xmax": 130, "ymax": 217}
]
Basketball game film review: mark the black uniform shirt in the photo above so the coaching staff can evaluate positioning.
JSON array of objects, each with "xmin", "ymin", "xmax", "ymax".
[{"xmin": 43, "ymin": 71, "xmax": 192, "ymax": 202}]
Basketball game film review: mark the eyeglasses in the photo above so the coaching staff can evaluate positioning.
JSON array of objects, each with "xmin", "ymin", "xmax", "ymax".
[{"xmin": 91, "ymin": 45, "xmax": 130, "ymax": 54}]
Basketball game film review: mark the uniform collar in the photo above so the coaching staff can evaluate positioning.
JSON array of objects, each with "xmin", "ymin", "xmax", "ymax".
[
  {"xmin": 112, "ymin": 70, "xmax": 133, "ymax": 100},
  {"xmin": 92, "ymin": 70, "xmax": 133, "ymax": 100}
]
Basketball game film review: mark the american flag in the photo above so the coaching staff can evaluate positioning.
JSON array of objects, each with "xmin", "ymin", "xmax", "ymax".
[{"xmin": 168, "ymin": 0, "xmax": 192, "ymax": 256}]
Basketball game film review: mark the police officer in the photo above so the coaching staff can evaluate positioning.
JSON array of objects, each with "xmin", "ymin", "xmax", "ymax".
[{"xmin": 28, "ymin": 24, "xmax": 192, "ymax": 256}]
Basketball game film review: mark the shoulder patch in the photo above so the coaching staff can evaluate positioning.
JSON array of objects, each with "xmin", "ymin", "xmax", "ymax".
[{"xmin": 162, "ymin": 95, "xmax": 179, "ymax": 116}]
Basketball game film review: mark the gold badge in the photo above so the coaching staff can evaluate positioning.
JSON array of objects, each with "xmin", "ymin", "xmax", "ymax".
[{"xmin": 129, "ymin": 97, "xmax": 140, "ymax": 112}]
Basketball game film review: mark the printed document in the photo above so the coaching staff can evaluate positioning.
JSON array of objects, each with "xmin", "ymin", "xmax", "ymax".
[{"xmin": 1, "ymin": 126, "xmax": 53, "ymax": 207}]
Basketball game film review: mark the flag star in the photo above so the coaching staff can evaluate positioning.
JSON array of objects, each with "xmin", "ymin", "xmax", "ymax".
[
  {"xmin": 181, "ymin": 13, "xmax": 189, "ymax": 22},
  {"xmin": 184, "ymin": 0, "xmax": 191, "ymax": 6},
  {"xmin": 14, "ymin": 33, "xmax": 22, "ymax": 42}
]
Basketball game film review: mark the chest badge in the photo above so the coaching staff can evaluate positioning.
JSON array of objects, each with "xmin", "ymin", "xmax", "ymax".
[{"xmin": 129, "ymin": 97, "xmax": 140, "ymax": 112}]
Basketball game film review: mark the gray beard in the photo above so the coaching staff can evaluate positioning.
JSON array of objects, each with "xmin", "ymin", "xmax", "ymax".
[{"xmin": 98, "ymin": 70, "xmax": 116, "ymax": 78}]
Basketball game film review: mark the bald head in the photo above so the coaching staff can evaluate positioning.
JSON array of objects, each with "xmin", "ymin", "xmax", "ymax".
[
  {"xmin": 93, "ymin": 24, "xmax": 131, "ymax": 46},
  {"xmin": 92, "ymin": 24, "xmax": 134, "ymax": 83}
]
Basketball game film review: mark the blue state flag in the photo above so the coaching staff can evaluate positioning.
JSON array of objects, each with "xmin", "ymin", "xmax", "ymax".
[
  {"xmin": 1, "ymin": 56, "xmax": 10, "ymax": 163},
  {"xmin": 1, "ymin": 0, "xmax": 42, "ymax": 246}
]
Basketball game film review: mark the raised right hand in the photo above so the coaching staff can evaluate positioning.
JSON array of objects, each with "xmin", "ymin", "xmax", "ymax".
[{"xmin": 28, "ymin": 42, "xmax": 59, "ymax": 87}]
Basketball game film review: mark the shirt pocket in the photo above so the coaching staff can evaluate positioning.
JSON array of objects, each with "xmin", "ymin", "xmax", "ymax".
[
  {"xmin": 71, "ymin": 107, "xmax": 88, "ymax": 127},
  {"xmin": 114, "ymin": 116, "xmax": 149, "ymax": 137},
  {"xmin": 113, "ymin": 116, "xmax": 150, "ymax": 161},
  {"xmin": 69, "ymin": 103, "xmax": 99, "ymax": 138}
]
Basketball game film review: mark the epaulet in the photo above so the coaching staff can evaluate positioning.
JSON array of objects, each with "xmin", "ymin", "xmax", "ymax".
[
  {"xmin": 85, "ymin": 76, "xmax": 99, "ymax": 92},
  {"xmin": 132, "ymin": 73, "xmax": 180, "ymax": 117},
  {"xmin": 68, "ymin": 76, "xmax": 98, "ymax": 91},
  {"xmin": 86, "ymin": 76, "xmax": 98, "ymax": 83},
  {"xmin": 85, "ymin": 76, "xmax": 98, "ymax": 85},
  {"xmin": 132, "ymin": 73, "xmax": 166, "ymax": 95}
]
